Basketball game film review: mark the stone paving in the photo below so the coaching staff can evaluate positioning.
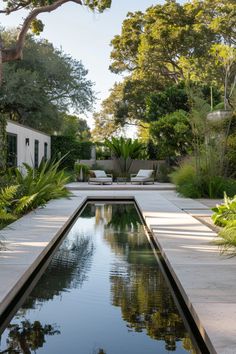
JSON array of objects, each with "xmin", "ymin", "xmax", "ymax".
[{"xmin": 0, "ymin": 188, "xmax": 234, "ymax": 354}]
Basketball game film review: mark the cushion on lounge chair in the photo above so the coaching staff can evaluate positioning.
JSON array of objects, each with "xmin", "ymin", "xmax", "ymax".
[
  {"xmin": 136, "ymin": 169, "xmax": 153, "ymax": 178},
  {"xmin": 93, "ymin": 170, "xmax": 108, "ymax": 178}
]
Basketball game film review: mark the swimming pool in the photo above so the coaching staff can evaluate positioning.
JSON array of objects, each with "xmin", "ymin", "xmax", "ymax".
[{"xmin": 0, "ymin": 202, "xmax": 200, "ymax": 353}]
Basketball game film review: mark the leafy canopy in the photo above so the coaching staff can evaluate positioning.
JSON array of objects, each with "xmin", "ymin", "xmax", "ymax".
[{"xmin": 0, "ymin": 32, "xmax": 95, "ymax": 133}]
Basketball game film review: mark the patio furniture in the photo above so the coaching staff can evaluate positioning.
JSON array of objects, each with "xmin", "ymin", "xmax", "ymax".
[
  {"xmin": 116, "ymin": 176, "xmax": 128, "ymax": 184},
  {"xmin": 130, "ymin": 169, "xmax": 154, "ymax": 184},
  {"xmin": 88, "ymin": 170, "xmax": 113, "ymax": 185}
]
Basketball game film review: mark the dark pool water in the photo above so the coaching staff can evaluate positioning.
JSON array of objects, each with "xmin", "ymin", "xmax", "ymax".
[{"xmin": 0, "ymin": 202, "xmax": 199, "ymax": 354}]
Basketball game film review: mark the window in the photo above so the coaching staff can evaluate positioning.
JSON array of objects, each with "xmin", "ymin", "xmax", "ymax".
[
  {"xmin": 44, "ymin": 142, "xmax": 48, "ymax": 160},
  {"xmin": 34, "ymin": 140, "xmax": 39, "ymax": 168},
  {"xmin": 7, "ymin": 133, "xmax": 17, "ymax": 167}
]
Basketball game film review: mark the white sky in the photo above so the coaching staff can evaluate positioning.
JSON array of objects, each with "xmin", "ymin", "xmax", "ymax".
[{"xmin": 1, "ymin": 0, "xmax": 184, "ymax": 132}]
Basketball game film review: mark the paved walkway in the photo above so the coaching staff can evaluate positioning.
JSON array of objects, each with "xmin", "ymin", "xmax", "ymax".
[
  {"xmin": 0, "ymin": 189, "xmax": 233, "ymax": 353},
  {"xmin": 67, "ymin": 181, "xmax": 176, "ymax": 190}
]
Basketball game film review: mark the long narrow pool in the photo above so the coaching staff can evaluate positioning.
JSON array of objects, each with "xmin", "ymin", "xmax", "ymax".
[{"xmin": 0, "ymin": 202, "xmax": 200, "ymax": 353}]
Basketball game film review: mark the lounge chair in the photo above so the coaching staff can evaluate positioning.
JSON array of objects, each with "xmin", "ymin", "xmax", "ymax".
[
  {"xmin": 88, "ymin": 170, "xmax": 113, "ymax": 185},
  {"xmin": 130, "ymin": 169, "xmax": 154, "ymax": 184}
]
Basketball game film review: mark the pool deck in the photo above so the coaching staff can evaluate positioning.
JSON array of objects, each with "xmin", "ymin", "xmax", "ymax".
[{"xmin": 0, "ymin": 185, "xmax": 234, "ymax": 354}]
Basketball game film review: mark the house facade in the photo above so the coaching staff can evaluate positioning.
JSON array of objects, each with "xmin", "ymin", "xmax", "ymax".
[{"xmin": 6, "ymin": 120, "xmax": 51, "ymax": 168}]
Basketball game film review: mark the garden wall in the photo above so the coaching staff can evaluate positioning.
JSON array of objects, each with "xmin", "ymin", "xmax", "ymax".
[{"xmin": 79, "ymin": 159, "xmax": 164, "ymax": 174}]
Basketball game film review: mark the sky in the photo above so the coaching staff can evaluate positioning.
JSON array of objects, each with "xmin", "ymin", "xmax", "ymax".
[{"xmin": 1, "ymin": 0, "xmax": 167, "ymax": 129}]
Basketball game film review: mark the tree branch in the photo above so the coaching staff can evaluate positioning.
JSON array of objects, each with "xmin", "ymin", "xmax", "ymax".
[
  {"xmin": 0, "ymin": 2, "xmax": 31, "ymax": 14},
  {"xmin": 2, "ymin": 0, "xmax": 82, "ymax": 63}
]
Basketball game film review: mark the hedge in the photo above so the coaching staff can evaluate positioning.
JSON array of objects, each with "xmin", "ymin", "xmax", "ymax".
[{"xmin": 51, "ymin": 136, "xmax": 92, "ymax": 169}]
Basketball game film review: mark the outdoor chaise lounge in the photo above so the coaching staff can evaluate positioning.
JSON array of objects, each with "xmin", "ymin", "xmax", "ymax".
[
  {"xmin": 88, "ymin": 170, "xmax": 113, "ymax": 185},
  {"xmin": 130, "ymin": 169, "xmax": 154, "ymax": 184}
]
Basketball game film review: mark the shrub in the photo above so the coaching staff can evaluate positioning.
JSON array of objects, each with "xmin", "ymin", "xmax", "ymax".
[
  {"xmin": 212, "ymin": 193, "xmax": 236, "ymax": 227},
  {"xmin": 212, "ymin": 194, "xmax": 236, "ymax": 252},
  {"xmin": 170, "ymin": 160, "xmax": 202, "ymax": 197},
  {"xmin": 0, "ymin": 157, "xmax": 71, "ymax": 230},
  {"xmin": 51, "ymin": 136, "xmax": 92, "ymax": 169},
  {"xmin": 170, "ymin": 158, "xmax": 236, "ymax": 198}
]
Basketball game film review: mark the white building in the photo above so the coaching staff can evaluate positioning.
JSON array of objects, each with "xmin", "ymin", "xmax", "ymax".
[{"xmin": 6, "ymin": 120, "xmax": 51, "ymax": 168}]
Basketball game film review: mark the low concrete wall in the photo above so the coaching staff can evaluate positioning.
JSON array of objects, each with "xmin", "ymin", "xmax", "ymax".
[{"xmin": 79, "ymin": 159, "xmax": 164, "ymax": 174}]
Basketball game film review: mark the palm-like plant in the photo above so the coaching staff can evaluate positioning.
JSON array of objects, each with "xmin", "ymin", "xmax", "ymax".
[
  {"xmin": 0, "ymin": 157, "xmax": 71, "ymax": 230},
  {"xmin": 104, "ymin": 137, "xmax": 145, "ymax": 175}
]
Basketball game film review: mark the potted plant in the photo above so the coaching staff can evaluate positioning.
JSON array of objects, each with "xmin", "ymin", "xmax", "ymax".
[{"xmin": 74, "ymin": 163, "xmax": 90, "ymax": 182}]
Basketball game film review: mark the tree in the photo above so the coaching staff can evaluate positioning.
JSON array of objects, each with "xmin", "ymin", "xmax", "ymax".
[
  {"xmin": 92, "ymin": 0, "xmax": 235, "ymax": 133},
  {"xmin": 149, "ymin": 110, "xmax": 193, "ymax": 161},
  {"xmin": 0, "ymin": 0, "xmax": 111, "ymax": 71},
  {"xmin": 0, "ymin": 33, "xmax": 95, "ymax": 133},
  {"xmin": 0, "ymin": 0, "xmax": 111, "ymax": 168},
  {"xmin": 59, "ymin": 114, "xmax": 91, "ymax": 140},
  {"xmin": 110, "ymin": 0, "xmax": 235, "ymax": 84}
]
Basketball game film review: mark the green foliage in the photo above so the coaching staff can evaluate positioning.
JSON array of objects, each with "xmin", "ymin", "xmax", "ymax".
[
  {"xmin": 1, "ymin": 33, "xmax": 95, "ymax": 134},
  {"xmin": 150, "ymin": 110, "xmax": 192, "ymax": 161},
  {"xmin": 74, "ymin": 163, "xmax": 90, "ymax": 182},
  {"xmin": 212, "ymin": 194, "xmax": 236, "ymax": 227},
  {"xmin": 0, "ymin": 158, "xmax": 71, "ymax": 230},
  {"xmin": 105, "ymin": 136, "xmax": 144, "ymax": 160},
  {"xmin": 212, "ymin": 194, "xmax": 236, "ymax": 253},
  {"xmin": 145, "ymin": 84, "xmax": 189, "ymax": 121},
  {"xmin": 171, "ymin": 158, "xmax": 236, "ymax": 198},
  {"xmin": 226, "ymin": 132, "xmax": 236, "ymax": 177},
  {"xmin": 104, "ymin": 137, "xmax": 145, "ymax": 174},
  {"xmin": 110, "ymin": 0, "xmax": 235, "ymax": 84},
  {"xmin": 51, "ymin": 136, "xmax": 92, "ymax": 170},
  {"xmin": 170, "ymin": 160, "xmax": 200, "ymax": 198},
  {"xmin": 59, "ymin": 114, "xmax": 91, "ymax": 141}
]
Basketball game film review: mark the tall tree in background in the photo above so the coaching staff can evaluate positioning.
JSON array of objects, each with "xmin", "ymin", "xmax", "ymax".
[
  {"xmin": 0, "ymin": 0, "xmax": 111, "ymax": 168},
  {"xmin": 93, "ymin": 0, "xmax": 235, "ymax": 141},
  {"xmin": 59, "ymin": 114, "xmax": 91, "ymax": 140},
  {"xmin": 0, "ymin": 0, "xmax": 111, "ymax": 75},
  {"xmin": 0, "ymin": 33, "xmax": 95, "ymax": 134}
]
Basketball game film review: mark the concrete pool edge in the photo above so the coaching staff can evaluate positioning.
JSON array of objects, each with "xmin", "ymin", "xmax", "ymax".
[
  {"xmin": 0, "ymin": 195, "xmax": 87, "ymax": 321},
  {"xmin": 0, "ymin": 190, "xmax": 231, "ymax": 354}
]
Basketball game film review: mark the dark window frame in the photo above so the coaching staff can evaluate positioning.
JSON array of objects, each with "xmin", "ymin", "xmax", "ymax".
[
  {"xmin": 34, "ymin": 139, "xmax": 39, "ymax": 168},
  {"xmin": 44, "ymin": 142, "xmax": 48, "ymax": 161},
  {"xmin": 7, "ymin": 133, "xmax": 17, "ymax": 167}
]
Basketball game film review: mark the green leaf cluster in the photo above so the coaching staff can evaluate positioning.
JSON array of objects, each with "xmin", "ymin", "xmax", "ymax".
[
  {"xmin": 0, "ymin": 157, "xmax": 70, "ymax": 230},
  {"xmin": 170, "ymin": 156, "xmax": 236, "ymax": 198},
  {"xmin": 104, "ymin": 137, "xmax": 145, "ymax": 174},
  {"xmin": 51, "ymin": 136, "xmax": 92, "ymax": 170},
  {"xmin": 212, "ymin": 193, "xmax": 236, "ymax": 227},
  {"xmin": 212, "ymin": 193, "xmax": 236, "ymax": 252},
  {"xmin": 1, "ymin": 33, "xmax": 95, "ymax": 134}
]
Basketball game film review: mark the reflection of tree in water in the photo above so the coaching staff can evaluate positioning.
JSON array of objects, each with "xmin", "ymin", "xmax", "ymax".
[
  {"xmin": 1, "ymin": 320, "xmax": 59, "ymax": 354},
  {"xmin": 103, "ymin": 204, "xmax": 196, "ymax": 353},
  {"xmin": 23, "ymin": 235, "xmax": 94, "ymax": 309},
  {"xmin": 104, "ymin": 204, "xmax": 147, "ymax": 258},
  {"xmin": 107, "ymin": 204, "xmax": 141, "ymax": 232}
]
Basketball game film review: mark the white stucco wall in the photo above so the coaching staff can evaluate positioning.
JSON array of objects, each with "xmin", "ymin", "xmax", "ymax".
[{"xmin": 6, "ymin": 120, "xmax": 51, "ymax": 168}]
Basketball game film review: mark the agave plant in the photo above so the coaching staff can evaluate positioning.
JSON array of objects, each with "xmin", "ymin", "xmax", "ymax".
[{"xmin": 104, "ymin": 137, "xmax": 145, "ymax": 175}]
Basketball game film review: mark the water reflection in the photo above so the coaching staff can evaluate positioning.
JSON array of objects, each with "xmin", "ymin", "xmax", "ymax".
[
  {"xmin": 103, "ymin": 204, "xmax": 196, "ymax": 353},
  {"xmin": 0, "ymin": 320, "xmax": 59, "ymax": 354},
  {"xmin": 0, "ymin": 203, "xmax": 198, "ymax": 354},
  {"xmin": 22, "ymin": 235, "xmax": 94, "ymax": 311}
]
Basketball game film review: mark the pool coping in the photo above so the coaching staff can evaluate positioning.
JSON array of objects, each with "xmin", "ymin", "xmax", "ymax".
[{"xmin": 0, "ymin": 190, "xmax": 233, "ymax": 354}]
